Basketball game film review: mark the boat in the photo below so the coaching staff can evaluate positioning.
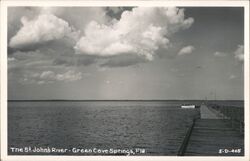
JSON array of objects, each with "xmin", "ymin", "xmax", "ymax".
[{"xmin": 181, "ymin": 105, "xmax": 196, "ymax": 109}]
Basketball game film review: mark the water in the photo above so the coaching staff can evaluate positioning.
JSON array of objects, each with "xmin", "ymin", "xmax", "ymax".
[{"xmin": 8, "ymin": 101, "xmax": 200, "ymax": 156}]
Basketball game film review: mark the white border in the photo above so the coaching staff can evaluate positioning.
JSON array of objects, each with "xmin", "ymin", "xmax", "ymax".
[{"xmin": 1, "ymin": 1, "xmax": 249, "ymax": 161}]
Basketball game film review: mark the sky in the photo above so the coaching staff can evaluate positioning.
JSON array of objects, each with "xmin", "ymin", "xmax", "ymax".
[{"xmin": 7, "ymin": 7, "xmax": 244, "ymax": 100}]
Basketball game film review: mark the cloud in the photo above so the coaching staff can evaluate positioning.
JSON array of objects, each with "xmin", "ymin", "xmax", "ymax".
[
  {"xmin": 53, "ymin": 55, "xmax": 96, "ymax": 66},
  {"xmin": 106, "ymin": 7, "xmax": 132, "ymax": 20},
  {"xmin": 74, "ymin": 7, "xmax": 194, "ymax": 61},
  {"xmin": 234, "ymin": 45, "xmax": 244, "ymax": 62},
  {"xmin": 8, "ymin": 7, "xmax": 194, "ymax": 70},
  {"xmin": 100, "ymin": 54, "xmax": 146, "ymax": 68},
  {"xmin": 39, "ymin": 7, "xmax": 64, "ymax": 15},
  {"xmin": 8, "ymin": 50, "xmax": 53, "ymax": 71},
  {"xmin": 10, "ymin": 50, "xmax": 44, "ymax": 60},
  {"xmin": 214, "ymin": 51, "xmax": 227, "ymax": 57},
  {"xmin": 57, "ymin": 7, "xmax": 110, "ymax": 32},
  {"xmin": 9, "ymin": 13, "xmax": 78, "ymax": 49},
  {"xmin": 7, "ymin": 7, "xmax": 108, "ymax": 45},
  {"xmin": 177, "ymin": 45, "xmax": 195, "ymax": 56},
  {"xmin": 21, "ymin": 70, "xmax": 82, "ymax": 84},
  {"xmin": 8, "ymin": 57, "xmax": 17, "ymax": 62},
  {"xmin": 8, "ymin": 7, "xmax": 41, "ymax": 41}
]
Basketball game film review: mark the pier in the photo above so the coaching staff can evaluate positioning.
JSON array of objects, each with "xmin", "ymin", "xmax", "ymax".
[{"xmin": 178, "ymin": 104, "xmax": 244, "ymax": 156}]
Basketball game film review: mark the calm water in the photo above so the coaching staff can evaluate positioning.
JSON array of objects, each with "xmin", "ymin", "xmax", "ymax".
[{"xmin": 8, "ymin": 101, "xmax": 201, "ymax": 155}]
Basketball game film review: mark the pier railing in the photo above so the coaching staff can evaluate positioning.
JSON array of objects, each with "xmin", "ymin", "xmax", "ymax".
[
  {"xmin": 208, "ymin": 104, "xmax": 244, "ymax": 134},
  {"xmin": 177, "ymin": 118, "xmax": 197, "ymax": 156}
]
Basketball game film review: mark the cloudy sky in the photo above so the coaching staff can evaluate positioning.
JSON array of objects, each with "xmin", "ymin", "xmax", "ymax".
[{"xmin": 8, "ymin": 7, "xmax": 244, "ymax": 100}]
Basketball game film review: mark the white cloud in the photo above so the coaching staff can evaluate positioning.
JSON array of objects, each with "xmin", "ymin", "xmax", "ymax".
[
  {"xmin": 40, "ymin": 71, "xmax": 56, "ymax": 80},
  {"xmin": 214, "ymin": 51, "xmax": 227, "ymax": 57},
  {"xmin": 21, "ymin": 70, "xmax": 82, "ymax": 84},
  {"xmin": 55, "ymin": 70, "xmax": 82, "ymax": 82},
  {"xmin": 9, "ymin": 13, "xmax": 77, "ymax": 49},
  {"xmin": 8, "ymin": 57, "xmax": 16, "ymax": 62},
  {"xmin": 9, "ymin": 7, "xmax": 194, "ymax": 69},
  {"xmin": 74, "ymin": 7, "xmax": 194, "ymax": 61},
  {"xmin": 177, "ymin": 45, "xmax": 195, "ymax": 56},
  {"xmin": 234, "ymin": 45, "xmax": 244, "ymax": 62},
  {"xmin": 8, "ymin": 7, "xmax": 108, "ymax": 45}
]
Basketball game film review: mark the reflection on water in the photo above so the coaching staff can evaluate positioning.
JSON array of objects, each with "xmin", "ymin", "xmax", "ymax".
[{"xmin": 8, "ymin": 101, "xmax": 200, "ymax": 155}]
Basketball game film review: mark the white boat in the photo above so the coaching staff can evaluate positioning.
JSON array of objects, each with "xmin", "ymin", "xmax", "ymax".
[{"xmin": 181, "ymin": 105, "xmax": 196, "ymax": 109}]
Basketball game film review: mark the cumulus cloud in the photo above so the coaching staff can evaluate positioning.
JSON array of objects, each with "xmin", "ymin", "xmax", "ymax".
[
  {"xmin": 21, "ymin": 70, "xmax": 82, "ymax": 84},
  {"xmin": 8, "ymin": 7, "xmax": 194, "ymax": 69},
  {"xmin": 9, "ymin": 13, "xmax": 78, "ymax": 49},
  {"xmin": 74, "ymin": 7, "xmax": 194, "ymax": 61},
  {"xmin": 234, "ymin": 45, "xmax": 244, "ymax": 62},
  {"xmin": 7, "ymin": 7, "xmax": 108, "ymax": 45},
  {"xmin": 177, "ymin": 45, "xmax": 195, "ymax": 56},
  {"xmin": 58, "ymin": 7, "xmax": 109, "ymax": 32},
  {"xmin": 214, "ymin": 51, "xmax": 227, "ymax": 57}
]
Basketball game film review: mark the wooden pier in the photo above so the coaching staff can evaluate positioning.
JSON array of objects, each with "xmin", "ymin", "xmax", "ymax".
[{"xmin": 178, "ymin": 104, "xmax": 244, "ymax": 156}]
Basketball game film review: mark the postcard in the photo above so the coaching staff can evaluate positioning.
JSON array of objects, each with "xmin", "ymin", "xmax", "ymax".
[{"xmin": 1, "ymin": 1, "xmax": 249, "ymax": 161}]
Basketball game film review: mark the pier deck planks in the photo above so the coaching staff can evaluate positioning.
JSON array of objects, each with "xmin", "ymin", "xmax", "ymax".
[{"xmin": 183, "ymin": 105, "xmax": 244, "ymax": 156}]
